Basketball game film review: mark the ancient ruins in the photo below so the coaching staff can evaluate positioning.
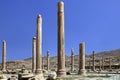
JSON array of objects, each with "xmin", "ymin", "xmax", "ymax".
[
  {"xmin": 0, "ymin": 1, "xmax": 120, "ymax": 80},
  {"xmin": 57, "ymin": 1, "xmax": 66, "ymax": 77},
  {"xmin": 71, "ymin": 49, "xmax": 74, "ymax": 72},
  {"xmin": 78, "ymin": 42, "xmax": 86, "ymax": 75},
  {"xmin": 2, "ymin": 40, "xmax": 7, "ymax": 73}
]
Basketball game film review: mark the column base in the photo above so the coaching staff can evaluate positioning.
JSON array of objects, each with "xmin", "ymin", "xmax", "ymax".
[
  {"xmin": 32, "ymin": 69, "xmax": 36, "ymax": 73},
  {"xmin": 78, "ymin": 69, "xmax": 86, "ymax": 76},
  {"xmin": 34, "ymin": 74, "xmax": 45, "ymax": 80},
  {"xmin": 92, "ymin": 69, "xmax": 96, "ymax": 72},
  {"xmin": 57, "ymin": 69, "xmax": 66, "ymax": 77},
  {"xmin": 2, "ymin": 69, "xmax": 7, "ymax": 73},
  {"xmin": 35, "ymin": 69, "xmax": 42, "ymax": 74},
  {"xmin": 87, "ymin": 69, "xmax": 92, "ymax": 72}
]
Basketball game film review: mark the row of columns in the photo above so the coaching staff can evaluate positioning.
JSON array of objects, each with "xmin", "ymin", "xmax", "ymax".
[
  {"xmin": 89, "ymin": 52, "xmax": 113, "ymax": 71},
  {"xmin": 31, "ymin": 1, "xmax": 87, "ymax": 77},
  {"xmin": 1, "ymin": 1, "xmax": 115, "ymax": 78}
]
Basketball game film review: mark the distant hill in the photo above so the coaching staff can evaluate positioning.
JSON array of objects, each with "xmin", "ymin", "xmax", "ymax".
[
  {"xmin": 1, "ymin": 48, "xmax": 120, "ymax": 70},
  {"xmin": 95, "ymin": 48, "xmax": 120, "ymax": 57}
]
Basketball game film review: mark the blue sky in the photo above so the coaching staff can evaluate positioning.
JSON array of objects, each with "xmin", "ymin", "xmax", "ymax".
[{"xmin": 0, "ymin": 0, "xmax": 120, "ymax": 61}]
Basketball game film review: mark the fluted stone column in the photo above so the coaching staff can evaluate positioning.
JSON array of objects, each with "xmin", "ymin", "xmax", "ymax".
[
  {"xmin": 92, "ymin": 51, "xmax": 95, "ymax": 71},
  {"xmin": 42, "ymin": 56, "xmax": 44, "ymax": 70},
  {"xmin": 2, "ymin": 40, "xmax": 7, "ymax": 72},
  {"xmin": 88, "ymin": 57, "xmax": 91, "ymax": 71},
  {"xmin": 57, "ymin": 1, "xmax": 66, "ymax": 77},
  {"xmin": 109, "ymin": 57, "xmax": 112, "ymax": 70},
  {"xmin": 99, "ymin": 58, "xmax": 102, "ymax": 71},
  {"xmin": 102, "ymin": 56, "xmax": 104, "ymax": 70},
  {"xmin": 32, "ymin": 37, "xmax": 36, "ymax": 73},
  {"xmin": 78, "ymin": 42, "xmax": 86, "ymax": 75},
  {"xmin": 35, "ymin": 15, "xmax": 42, "ymax": 74},
  {"xmin": 47, "ymin": 50, "xmax": 50, "ymax": 71},
  {"xmin": 71, "ymin": 48, "xmax": 74, "ymax": 72}
]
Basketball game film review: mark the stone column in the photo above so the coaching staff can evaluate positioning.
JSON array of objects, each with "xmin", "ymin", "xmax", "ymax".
[
  {"xmin": 92, "ymin": 51, "xmax": 95, "ymax": 71},
  {"xmin": 71, "ymin": 48, "xmax": 74, "ymax": 72},
  {"xmin": 109, "ymin": 57, "xmax": 112, "ymax": 70},
  {"xmin": 57, "ymin": 1, "xmax": 66, "ymax": 77},
  {"xmin": 35, "ymin": 15, "xmax": 42, "ymax": 74},
  {"xmin": 32, "ymin": 37, "xmax": 36, "ymax": 73},
  {"xmin": 88, "ymin": 57, "xmax": 91, "ymax": 71},
  {"xmin": 78, "ymin": 42, "xmax": 86, "ymax": 75},
  {"xmin": 99, "ymin": 58, "xmax": 102, "ymax": 71},
  {"xmin": 42, "ymin": 56, "xmax": 44, "ymax": 70},
  {"xmin": 102, "ymin": 56, "xmax": 104, "ymax": 70},
  {"xmin": 2, "ymin": 40, "xmax": 7, "ymax": 72},
  {"xmin": 47, "ymin": 50, "xmax": 50, "ymax": 71}
]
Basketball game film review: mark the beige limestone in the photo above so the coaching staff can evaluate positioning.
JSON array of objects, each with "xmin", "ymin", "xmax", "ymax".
[
  {"xmin": 88, "ymin": 57, "xmax": 91, "ymax": 70},
  {"xmin": 92, "ymin": 51, "xmax": 95, "ymax": 71},
  {"xmin": 57, "ymin": 1, "xmax": 66, "ymax": 77},
  {"xmin": 32, "ymin": 37, "xmax": 36, "ymax": 73},
  {"xmin": 35, "ymin": 15, "xmax": 42, "ymax": 74},
  {"xmin": 47, "ymin": 50, "xmax": 50, "ymax": 71},
  {"xmin": 78, "ymin": 42, "xmax": 86, "ymax": 75},
  {"xmin": 99, "ymin": 58, "xmax": 102, "ymax": 71},
  {"xmin": 42, "ymin": 56, "xmax": 44, "ymax": 70},
  {"xmin": 102, "ymin": 56, "xmax": 104, "ymax": 70},
  {"xmin": 71, "ymin": 48, "xmax": 74, "ymax": 72},
  {"xmin": 2, "ymin": 40, "xmax": 7, "ymax": 72},
  {"xmin": 109, "ymin": 57, "xmax": 112, "ymax": 70}
]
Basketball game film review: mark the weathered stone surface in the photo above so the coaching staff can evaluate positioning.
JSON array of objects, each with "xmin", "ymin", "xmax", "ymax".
[
  {"xmin": 0, "ymin": 75, "xmax": 7, "ymax": 80},
  {"xmin": 34, "ymin": 74, "xmax": 44, "ymax": 80},
  {"xmin": 99, "ymin": 58, "xmax": 102, "ymax": 71},
  {"xmin": 88, "ymin": 57, "xmax": 92, "ymax": 72},
  {"xmin": 109, "ymin": 57, "xmax": 112, "ymax": 70},
  {"xmin": 92, "ymin": 51, "xmax": 96, "ymax": 71},
  {"xmin": 32, "ymin": 37, "xmax": 36, "ymax": 73},
  {"xmin": 8, "ymin": 77, "xmax": 17, "ymax": 80},
  {"xmin": 18, "ymin": 73, "xmax": 35, "ymax": 80},
  {"xmin": 47, "ymin": 71, "xmax": 57, "ymax": 80},
  {"xmin": 102, "ymin": 56, "xmax": 104, "ymax": 70},
  {"xmin": 2, "ymin": 40, "xmax": 7, "ymax": 73},
  {"xmin": 35, "ymin": 15, "xmax": 42, "ymax": 74},
  {"xmin": 78, "ymin": 42, "xmax": 86, "ymax": 75},
  {"xmin": 47, "ymin": 50, "xmax": 50, "ymax": 71},
  {"xmin": 57, "ymin": 1, "xmax": 66, "ymax": 77},
  {"xmin": 71, "ymin": 48, "xmax": 74, "ymax": 72}
]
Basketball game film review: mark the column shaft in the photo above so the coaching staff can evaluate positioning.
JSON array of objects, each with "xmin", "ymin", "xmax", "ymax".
[
  {"xmin": 32, "ymin": 37, "xmax": 36, "ymax": 72},
  {"xmin": 57, "ymin": 1, "xmax": 66, "ymax": 77},
  {"xmin": 47, "ymin": 51, "xmax": 50, "ymax": 71},
  {"xmin": 109, "ymin": 57, "xmax": 112, "ymax": 70},
  {"xmin": 71, "ymin": 49, "xmax": 74, "ymax": 72},
  {"xmin": 2, "ymin": 40, "xmax": 6, "ymax": 72},
  {"xmin": 78, "ymin": 42, "xmax": 86, "ymax": 75},
  {"xmin": 102, "ymin": 56, "xmax": 104, "ymax": 70},
  {"xmin": 36, "ymin": 15, "xmax": 42, "ymax": 74},
  {"xmin": 92, "ymin": 51, "xmax": 95, "ymax": 71}
]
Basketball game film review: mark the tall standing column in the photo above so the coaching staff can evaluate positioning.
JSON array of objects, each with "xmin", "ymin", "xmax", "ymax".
[
  {"xmin": 88, "ymin": 57, "xmax": 91, "ymax": 71},
  {"xmin": 36, "ymin": 15, "xmax": 42, "ymax": 74},
  {"xmin": 99, "ymin": 58, "xmax": 102, "ymax": 71},
  {"xmin": 32, "ymin": 37, "xmax": 36, "ymax": 73},
  {"xmin": 42, "ymin": 56, "xmax": 44, "ymax": 70},
  {"xmin": 92, "ymin": 51, "xmax": 95, "ymax": 71},
  {"xmin": 2, "ymin": 40, "xmax": 7, "ymax": 72},
  {"xmin": 57, "ymin": 1, "xmax": 66, "ymax": 77},
  {"xmin": 71, "ymin": 48, "xmax": 74, "ymax": 72},
  {"xmin": 78, "ymin": 42, "xmax": 86, "ymax": 75},
  {"xmin": 47, "ymin": 50, "xmax": 50, "ymax": 71},
  {"xmin": 102, "ymin": 56, "xmax": 104, "ymax": 70},
  {"xmin": 109, "ymin": 57, "xmax": 112, "ymax": 70}
]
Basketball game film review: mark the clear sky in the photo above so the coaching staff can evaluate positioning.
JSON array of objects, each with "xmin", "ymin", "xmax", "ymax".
[{"xmin": 0, "ymin": 0, "xmax": 120, "ymax": 61}]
